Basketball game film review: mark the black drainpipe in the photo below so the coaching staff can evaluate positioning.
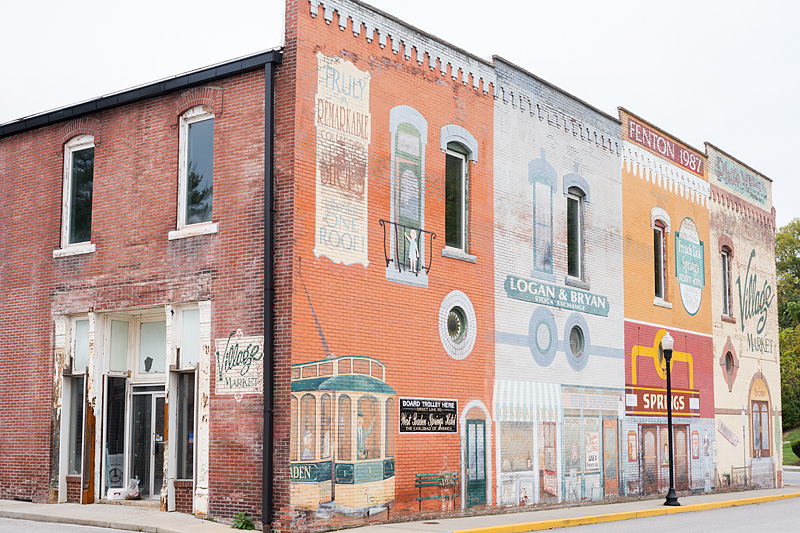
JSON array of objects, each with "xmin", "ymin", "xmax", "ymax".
[{"xmin": 263, "ymin": 57, "xmax": 277, "ymax": 529}]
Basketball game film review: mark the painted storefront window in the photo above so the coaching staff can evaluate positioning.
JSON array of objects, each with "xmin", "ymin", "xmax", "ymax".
[{"xmin": 529, "ymin": 149, "xmax": 556, "ymax": 276}]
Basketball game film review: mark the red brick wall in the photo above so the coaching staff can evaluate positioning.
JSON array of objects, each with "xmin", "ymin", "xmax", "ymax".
[
  {"xmin": 175, "ymin": 480, "xmax": 193, "ymax": 513},
  {"xmin": 270, "ymin": 0, "xmax": 299, "ymax": 529},
  {"xmin": 65, "ymin": 476, "xmax": 81, "ymax": 503},
  {"xmin": 0, "ymin": 69, "xmax": 268, "ymax": 510}
]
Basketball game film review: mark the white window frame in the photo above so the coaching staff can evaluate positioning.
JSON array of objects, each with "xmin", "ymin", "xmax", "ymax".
[
  {"xmin": 444, "ymin": 146, "xmax": 468, "ymax": 253},
  {"xmin": 170, "ymin": 106, "xmax": 218, "ymax": 240},
  {"xmin": 651, "ymin": 208, "xmax": 672, "ymax": 309},
  {"xmin": 653, "ymin": 223, "xmax": 668, "ymax": 305},
  {"xmin": 721, "ymin": 249, "xmax": 732, "ymax": 316},
  {"xmin": 566, "ymin": 188, "xmax": 584, "ymax": 281},
  {"xmin": 55, "ymin": 135, "xmax": 96, "ymax": 257}
]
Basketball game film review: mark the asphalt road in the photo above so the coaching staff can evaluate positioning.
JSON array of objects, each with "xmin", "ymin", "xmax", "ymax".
[
  {"xmin": 782, "ymin": 468, "xmax": 800, "ymax": 487},
  {"xmin": 0, "ymin": 517, "xmax": 127, "ymax": 533},
  {"xmin": 571, "ymin": 494, "xmax": 800, "ymax": 532}
]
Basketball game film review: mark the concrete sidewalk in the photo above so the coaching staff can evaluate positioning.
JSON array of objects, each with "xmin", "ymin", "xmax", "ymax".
[{"xmin": 1, "ymin": 486, "xmax": 799, "ymax": 533}]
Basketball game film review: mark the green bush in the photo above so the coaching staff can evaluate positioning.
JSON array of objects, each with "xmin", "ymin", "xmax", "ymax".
[{"xmin": 792, "ymin": 440, "xmax": 800, "ymax": 460}]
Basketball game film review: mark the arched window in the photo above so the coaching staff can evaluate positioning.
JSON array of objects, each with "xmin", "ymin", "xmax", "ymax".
[
  {"xmin": 357, "ymin": 396, "xmax": 381, "ymax": 460},
  {"xmin": 300, "ymin": 394, "xmax": 316, "ymax": 461},
  {"xmin": 62, "ymin": 135, "xmax": 95, "ymax": 247},
  {"xmin": 385, "ymin": 398, "xmax": 395, "ymax": 458},
  {"xmin": 441, "ymin": 125, "xmax": 478, "ymax": 255},
  {"xmin": 529, "ymin": 149, "xmax": 556, "ymax": 275},
  {"xmin": 719, "ymin": 236, "xmax": 734, "ymax": 318},
  {"xmin": 654, "ymin": 220, "xmax": 667, "ymax": 300},
  {"xmin": 651, "ymin": 207, "xmax": 671, "ymax": 303},
  {"xmin": 338, "ymin": 395, "xmax": 351, "ymax": 461},
  {"xmin": 321, "ymin": 394, "xmax": 331, "ymax": 459},
  {"xmin": 566, "ymin": 186, "xmax": 586, "ymax": 280},
  {"xmin": 174, "ymin": 105, "xmax": 216, "ymax": 237}
]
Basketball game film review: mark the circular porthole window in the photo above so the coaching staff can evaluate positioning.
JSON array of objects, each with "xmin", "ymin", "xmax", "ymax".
[
  {"xmin": 528, "ymin": 307, "xmax": 557, "ymax": 367},
  {"xmin": 448, "ymin": 306, "xmax": 467, "ymax": 343},
  {"xmin": 563, "ymin": 313, "xmax": 591, "ymax": 371},
  {"xmin": 439, "ymin": 290, "xmax": 477, "ymax": 360},
  {"xmin": 569, "ymin": 326, "xmax": 584, "ymax": 358}
]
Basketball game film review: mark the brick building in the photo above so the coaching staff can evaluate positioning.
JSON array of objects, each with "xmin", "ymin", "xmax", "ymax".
[
  {"xmin": 0, "ymin": 0, "xmax": 782, "ymax": 532},
  {"xmin": 0, "ymin": 50, "xmax": 281, "ymax": 520}
]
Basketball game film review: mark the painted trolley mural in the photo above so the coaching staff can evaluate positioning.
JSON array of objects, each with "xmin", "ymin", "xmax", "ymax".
[{"xmin": 291, "ymin": 356, "xmax": 396, "ymax": 515}]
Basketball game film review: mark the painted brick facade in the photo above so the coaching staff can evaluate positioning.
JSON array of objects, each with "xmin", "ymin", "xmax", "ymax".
[
  {"xmin": 0, "ymin": 1, "xmax": 783, "ymax": 531},
  {"xmin": 706, "ymin": 142, "xmax": 780, "ymax": 489}
]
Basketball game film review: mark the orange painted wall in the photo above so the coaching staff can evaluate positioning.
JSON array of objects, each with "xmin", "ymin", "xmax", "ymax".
[
  {"xmin": 620, "ymin": 110, "xmax": 711, "ymax": 334},
  {"xmin": 290, "ymin": 3, "xmax": 495, "ymax": 518}
]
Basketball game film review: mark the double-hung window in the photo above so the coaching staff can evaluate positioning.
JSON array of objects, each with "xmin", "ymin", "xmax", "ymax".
[
  {"xmin": 58, "ymin": 135, "xmax": 95, "ymax": 254},
  {"xmin": 172, "ymin": 106, "xmax": 216, "ymax": 239},
  {"xmin": 566, "ymin": 187, "xmax": 584, "ymax": 279},
  {"xmin": 445, "ymin": 143, "xmax": 468, "ymax": 251},
  {"xmin": 654, "ymin": 222, "xmax": 667, "ymax": 300},
  {"xmin": 721, "ymin": 248, "xmax": 732, "ymax": 316}
]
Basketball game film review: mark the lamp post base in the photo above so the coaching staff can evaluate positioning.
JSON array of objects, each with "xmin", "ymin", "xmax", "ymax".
[{"xmin": 664, "ymin": 487, "xmax": 680, "ymax": 506}]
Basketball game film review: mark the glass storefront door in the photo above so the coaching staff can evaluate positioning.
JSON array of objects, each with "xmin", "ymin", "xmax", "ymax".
[{"xmin": 131, "ymin": 387, "xmax": 165, "ymax": 499}]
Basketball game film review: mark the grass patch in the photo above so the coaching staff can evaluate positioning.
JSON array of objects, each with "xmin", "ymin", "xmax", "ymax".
[{"xmin": 783, "ymin": 427, "xmax": 800, "ymax": 465}]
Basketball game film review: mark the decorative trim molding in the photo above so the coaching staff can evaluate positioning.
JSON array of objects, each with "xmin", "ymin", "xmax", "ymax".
[
  {"xmin": 175, "ymin": 86, "xmax": 223, "ymax": 117},
  {"xmin": 623, "ymin": 141, "xmax": 710, "ymax": 207},
  {"xmin": 309, "ymin": 0, "xmax": 495, "ymax": 95},
  {"xmin": 58, "ymin": 118, "xmax": 102, "ymax": 146}
]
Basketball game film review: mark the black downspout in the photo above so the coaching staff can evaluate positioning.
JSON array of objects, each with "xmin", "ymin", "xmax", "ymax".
[{"xmin": 263, "ymin": 59, "xmax": 276, "ymax": 529}]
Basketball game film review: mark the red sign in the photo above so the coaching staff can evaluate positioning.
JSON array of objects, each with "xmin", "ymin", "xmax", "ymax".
[
  {"xmin": 627, "ymin": 118, "xmax": 704, "ymax": 176},
  {"xmin": 625, "ymin": 386, "xmax": 700, "ymax": 417}
]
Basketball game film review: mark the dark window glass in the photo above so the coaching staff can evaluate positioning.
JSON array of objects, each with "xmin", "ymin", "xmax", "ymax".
[
  {"xmin": 69, "ymin": 147, "xmax": 94, "ymax": 243},
  {"xmin": 105, "ymin": 376, "xmax": 126, "ymax": 489},
  {"xmin": 177, "ymin": 372, "xmax": 195, "ymax": 479},
  {"xmin": 654, "ymin": 227, "xmax": 664, "ymax": 299},
  {"xmin": 68, "ymin": 376, "xmax": 85, "ymax": 475},
  {"xmin": 186, "ymin": 118, "xmax": 214, "ymax": 224},
  {"xmin": 567, "ymin": 194, "xmax": 581, "ymax": 278},
  {"xmin": 445, "ymin": 150, "xmax": 464, "ymax": 249}
]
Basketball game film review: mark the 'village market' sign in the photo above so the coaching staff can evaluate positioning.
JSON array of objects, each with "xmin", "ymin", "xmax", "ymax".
[
  {"xmin": 215, "ymin": 330, "xmax": 264, "ymax": 401},
  {"xmin": 504, "ymin": 275, "xmax": 609, "ymax": 317}
]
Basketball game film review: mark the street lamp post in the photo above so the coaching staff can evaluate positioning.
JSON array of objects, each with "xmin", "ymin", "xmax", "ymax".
[{"xmin": 662, "ymin": 332, "xmax": 680, "ymax": 506}]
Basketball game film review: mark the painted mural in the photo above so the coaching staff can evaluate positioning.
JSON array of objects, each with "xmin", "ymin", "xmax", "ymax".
[
  {"xmin": 493, "ymin": 58, "xmax": 625, "ymax": 507},
  {"xmin": 313, "ymin": 52, "xmax": 371, "ymax": 267},
  {"xmin": 707, "ymin": 143, "xmax": 780, "ymax": 490}
]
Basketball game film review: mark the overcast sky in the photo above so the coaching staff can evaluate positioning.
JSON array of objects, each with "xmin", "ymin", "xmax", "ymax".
[{"xmin": 2, "ymin": 0, "xmax": 796, "ymax": 226}]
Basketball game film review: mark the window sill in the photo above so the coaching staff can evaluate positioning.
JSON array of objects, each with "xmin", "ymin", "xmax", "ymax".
[
  {"xmin": 168, "ymin": 222, "xmax": 219, "ymax": 240},
  {"xmin": 53, "ymin": 243, "xmax": 96, "ymax": 258},
  {"xmin": 653, "ymin": 297, "xmax": 672, "ymax": 309},
  {"xmin": 441, "ymin": 247, "xmax": 477, "ymax": 263},
  {"xmin": 564, "ymin": 276, "xmax": 590, "ymax": 290},
  {"xmin": 721, "ymin": 315, "xmax": 736, "ymax": 324}
]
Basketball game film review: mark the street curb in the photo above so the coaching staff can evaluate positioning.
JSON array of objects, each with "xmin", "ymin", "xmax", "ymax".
[
  {"xmin": 0, "ymin": 510, "xmax": 165, "ymax": 533},
  {"xmin": 447, "ymin": 492, "xmax": 800, "ymax": 533}
]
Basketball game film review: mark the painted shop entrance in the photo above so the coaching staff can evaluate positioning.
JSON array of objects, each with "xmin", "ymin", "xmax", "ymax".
[
  {"xmin": 58, "ymin": 306, "xmax": 202, "ymax": 509},
  {"xmin": 465, "ymin": 419, "xmax": 486, "ymax": 507},
  {"xmin": 641, "ymin": 424, "xmax": 689, "ymax": 495}
]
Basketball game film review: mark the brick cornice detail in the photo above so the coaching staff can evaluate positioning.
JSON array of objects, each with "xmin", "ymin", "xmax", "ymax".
[
  {"xmin": 175, "ymin": 86, "xmax": 224, "ymax": 116},
  {"xmin": 710, "ymin": 183, "xmax": 775, "ymax": 231},
  {"xmin": 58, "ymin": 117, "xmax": 102, "ymax": 146}
]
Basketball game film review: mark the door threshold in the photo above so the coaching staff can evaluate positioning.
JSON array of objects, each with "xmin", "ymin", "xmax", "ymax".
[{"xmin": 97, "ymin": 498, "xmax": 161, "ymax": 509}]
